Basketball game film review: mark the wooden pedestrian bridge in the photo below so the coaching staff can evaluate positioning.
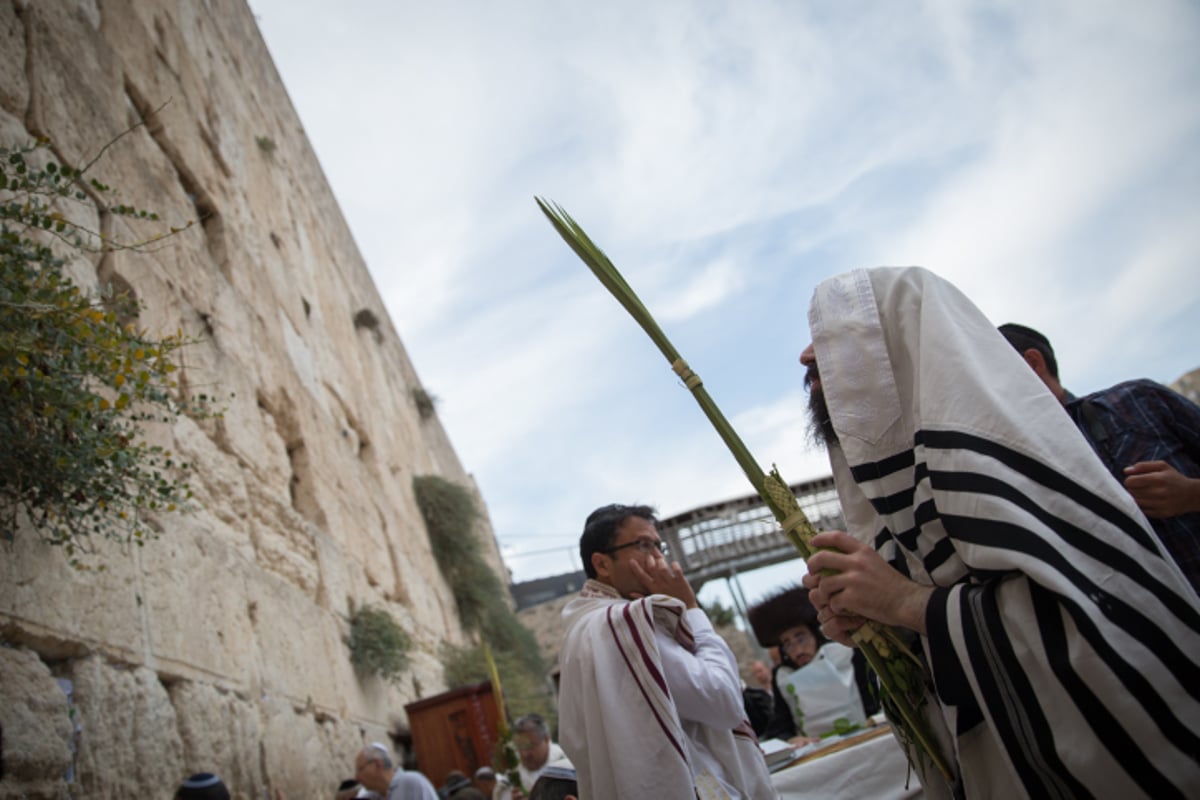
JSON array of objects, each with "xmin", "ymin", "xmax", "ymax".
[
  {"xmin": 510, "ymin": 475, "xmax": 844, "ymax": 610},
  {"xmin": 657, "ymin": 474, "xmax": 844, "ymax": 592}
]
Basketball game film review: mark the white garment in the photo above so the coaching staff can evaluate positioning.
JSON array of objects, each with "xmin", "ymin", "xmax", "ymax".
[
  {"xmin": 384, "ymin": 769, "xmax": 438, "ymax": 800},
  {"xmin": 775, "ymin": 643, "xmax": 865, "ymax": 736},
  {"xmin": 492, "ymin": 743, "xmax": 565, "ymax": 800},
  {"xmin": 558, "ymin": 580, "xmax": 776, "ymax": 800},
  {"xmin": 808, "ymin": 267, "xmax": 1200, "ymax": 799}
]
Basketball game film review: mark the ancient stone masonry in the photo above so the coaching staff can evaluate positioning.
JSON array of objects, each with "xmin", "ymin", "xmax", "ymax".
[{"xmin": 0, "ymin": 1, "xmax": 503, "ymax": 796}]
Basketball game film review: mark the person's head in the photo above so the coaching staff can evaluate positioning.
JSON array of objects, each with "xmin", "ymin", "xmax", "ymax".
[
  {"xmin": 175, "ymin": 773, "xmax": 231, "ymax": 800},
  {"xmin": 747, "ymin": 585, "xmax": 824, "ymax": 669},
  {"xmin": 998, "ymin": 323, "xmax": 1067, "ymax": 402},
  {"xmin": 512, "ymin": 713, "xmax": 552, "ymax": 771},
  {"xmin": 473, "ymin": 766, "xmax": 497, "ymax": 796},
  {"xmin": 749, "ymin": 659, "xmax": 772, "ymax": 689},
  {"xmin": 800, "ymin": 343, "xmax": 837, "ymax": 445},
  {"xmin": 354, "ymin": 742, "xmax": 396, "ymax": 793},
  {"xmin": 580, "ymin": 503, "xmax": 667, "ymax": 598},
  {"xmin": 442, "ymin": 769, "xmax": 484, "ymax": 799},
  {"xmin": 528, "ymin": 760, "xmax": 578, "ymax": 800}
]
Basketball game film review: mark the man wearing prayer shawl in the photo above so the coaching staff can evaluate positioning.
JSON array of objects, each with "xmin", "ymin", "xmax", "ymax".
[
  {"xmin": 557, "ymin": 504, "xmax": 776, "ymax": 800},
  {"xmin": 799, "ymin": 267, "xmax": 1200, "ymax": 799}
]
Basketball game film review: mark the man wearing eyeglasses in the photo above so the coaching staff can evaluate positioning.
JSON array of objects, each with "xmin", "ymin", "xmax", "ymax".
[{"xmin": 556, "ymin": 504, "xmax": 775, "ymax": 799}]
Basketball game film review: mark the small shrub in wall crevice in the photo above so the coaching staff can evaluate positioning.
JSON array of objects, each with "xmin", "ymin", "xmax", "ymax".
[{"xmin": 347, "ymin": 604, "xmax": 411, "ymax": 685}]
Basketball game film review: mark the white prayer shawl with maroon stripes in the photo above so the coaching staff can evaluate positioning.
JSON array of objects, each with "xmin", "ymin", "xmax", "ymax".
[
  {"xmin": 558, "ymin": 580, "xmax": 774, "ymax": 800},
  {"xmin": 809, "ymin": 266, "xmax": 1200, "ymax": 799}
]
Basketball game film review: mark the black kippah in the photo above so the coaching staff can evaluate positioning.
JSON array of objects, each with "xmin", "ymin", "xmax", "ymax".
[{"xmin": 176, "ymin": 773, "xmax": 231, "ymax": 800}]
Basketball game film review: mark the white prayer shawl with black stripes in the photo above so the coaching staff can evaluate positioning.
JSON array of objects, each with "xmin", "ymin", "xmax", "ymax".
[
  {"xmin": 557, "ymin": 580, "xmax": 774, "ymax": 800},
  {"xmin": 809, "ymin": 267, "xmax": 1200, "ymax": 799}
]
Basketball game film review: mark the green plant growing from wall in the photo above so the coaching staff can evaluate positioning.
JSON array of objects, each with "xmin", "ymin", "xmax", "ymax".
[
  {"xmin": 0, "ymin": 135, "xmax": 211, "ymax": 569},
  {"xmin": 414, "ymin": 475, "xmax": 490, "ymax": 627},
  {"xmin": 413, "ymin": 475, "xmax": 551, "ymax": 712},
  {"xmin": 347, "ymin": 603, "xmax": 412, "ymax": 685},
  {"xmin": 411, "ymin": 386, "xmax": 436, "ymax": 419}
]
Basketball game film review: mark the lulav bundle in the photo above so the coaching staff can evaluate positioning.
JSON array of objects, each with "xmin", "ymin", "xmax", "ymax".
[{"xmin": 536, "ymin": 198, "xmax": 953, "ymax": 786}]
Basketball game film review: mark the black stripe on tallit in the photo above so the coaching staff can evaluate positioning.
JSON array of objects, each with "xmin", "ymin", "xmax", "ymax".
[
  {"xmin": 922, "ymin": 535, "xmax": 959, "ymax": 575},
  {"xmin": 918, "ymin": 428, "xmax": 1159, "ymax": 553},
  {"xmin": 874, "ymin": 527, "xmax": 893, "ymax": 551},
  {"xmin": 964, "ymin": 585, "xmax": 1087, "ymax": 799},
  {"xmin": 933, "ymin": 468, "xmax": 1200, "ymax": 637},
  {"xmin": 941, "ymin": 513, "xmax": 1200, "ymax": 701},
  {"xmin": 870, "ymin": 486, "xmax": 916, "ymax": 516},
  {"xmin": 924, "ymin": 586, "xmax": 983, "ymax": 735},
  {"xmin": 1030, "ymin": 582, "xmax": 1193, "ymax": 799},
  {"xmin": 849, "ymin": 447, "xmax": 915, "ymax": 482},
  {"xmin": 865, "ymin": 460, "xmax": 929, "ymax": 517}
]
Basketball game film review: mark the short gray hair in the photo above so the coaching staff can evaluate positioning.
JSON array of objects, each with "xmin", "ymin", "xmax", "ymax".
[
  {"xmin": 513, "ymin": 713, "xmax": 548, "ymax": 740},
  {"xmin": 361, "ymin": 742, "xmax": 394, "ymax": 770}
]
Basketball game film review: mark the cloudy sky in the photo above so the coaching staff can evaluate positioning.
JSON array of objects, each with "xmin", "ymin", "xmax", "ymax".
[{"xmin": 251, "ymin": 0, "xmax": 1200, "ymax": 605}]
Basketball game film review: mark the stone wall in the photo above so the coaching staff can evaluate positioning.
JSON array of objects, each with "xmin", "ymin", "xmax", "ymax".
[
  {"xmin": 1171, "ymin": 367, "xmax": 1200, "ymax": 405},
  {"xmin": 0, "ymin": 1, "xmax": 503, "ymax": 797}
]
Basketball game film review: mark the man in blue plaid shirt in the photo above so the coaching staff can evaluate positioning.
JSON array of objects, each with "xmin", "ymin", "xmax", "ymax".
[{"xmin": 1000, "ymin": 323, "xmax": 1200, "ymax": 591}]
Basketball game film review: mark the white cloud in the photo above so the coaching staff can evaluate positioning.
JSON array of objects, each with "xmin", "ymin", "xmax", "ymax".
[{"xmin": 253, "ymin": 0, "xmax": 1200, "ymax": 584}]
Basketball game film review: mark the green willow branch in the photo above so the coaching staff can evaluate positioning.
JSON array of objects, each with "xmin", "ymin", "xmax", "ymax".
[{"xmin": 535, "ymin": 197, "xmax": 954, "ymax": 786}]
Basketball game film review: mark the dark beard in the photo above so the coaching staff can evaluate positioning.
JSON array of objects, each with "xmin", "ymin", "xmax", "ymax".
[{"xmin": 805, "ymin": 366, "xmax": 837, "ymax": 446}]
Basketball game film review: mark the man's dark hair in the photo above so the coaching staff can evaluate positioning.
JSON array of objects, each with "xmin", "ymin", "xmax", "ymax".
[
  {"xmin": 580, "ymin": 504, "xmax": 657, "ymax": 579},
  {"xmin": 998, "ymin": 323, "xmax": 1059, "ymax": 379}
]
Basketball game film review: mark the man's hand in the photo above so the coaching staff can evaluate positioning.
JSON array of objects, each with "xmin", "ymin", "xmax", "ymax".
[
  {"xmin": 801, "ymin": 531, "xmax": 933, "ymax": 637},
  {"xmin": 1123, "ymin": 461, "xmax": 1200, "ymax": 518},
  {"xmin": 629, "ymin": 558, "xmax": 699, "ymax": 608}
]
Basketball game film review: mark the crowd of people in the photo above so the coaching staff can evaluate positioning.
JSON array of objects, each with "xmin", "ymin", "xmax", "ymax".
[{"xmin": 176, "ymin": 267, "xmax": 1200, "ymax": 799}]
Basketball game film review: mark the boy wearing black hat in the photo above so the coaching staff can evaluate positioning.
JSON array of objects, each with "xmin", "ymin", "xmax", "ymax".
[{"xmin": 747, "ymin": 585, "xmax": 878, "ymax": 742}]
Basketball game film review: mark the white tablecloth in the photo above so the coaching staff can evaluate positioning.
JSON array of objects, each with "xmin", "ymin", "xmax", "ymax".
[{"xmin": 771, "ymin": 729, "xmax": 925, "ymax": 800}]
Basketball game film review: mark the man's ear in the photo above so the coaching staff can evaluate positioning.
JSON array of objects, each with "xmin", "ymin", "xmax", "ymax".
[
  {"xmin": 1022, "ymin": 348, "xmax": 1053, "ymax": 380},
  {"xmin": 591, "ymin": 551, "xmax": 610, "ymax": 580}
]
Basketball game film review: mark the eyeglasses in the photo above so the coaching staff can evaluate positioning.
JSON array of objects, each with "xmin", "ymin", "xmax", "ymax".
[
  {"xmin": 605, "ymin": 539, "xmax": 668, "ymax": 557},
  {"xmin": 779, "ymin": 629, "xmax": 815, "ymax": 651}
]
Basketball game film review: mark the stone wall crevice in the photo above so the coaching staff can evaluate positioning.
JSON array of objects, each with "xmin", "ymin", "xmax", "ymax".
[
  {"xmin": 14, "ymin": 0, "xmax": 37, "ymax": 133},
  {"xmin": 122, "ymin": 75, "xmax": 229, "ymax": 279}
]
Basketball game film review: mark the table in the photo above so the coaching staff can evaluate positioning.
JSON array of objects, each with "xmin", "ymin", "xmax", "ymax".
[{"xmin": 771, "ymin": 725, "xmax": 926, "ymax": 799}]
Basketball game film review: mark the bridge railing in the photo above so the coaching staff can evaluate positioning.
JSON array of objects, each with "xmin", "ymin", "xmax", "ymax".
[{"xmin": 657, "ymin": 475, "xmax": 844, "ymax": 588}]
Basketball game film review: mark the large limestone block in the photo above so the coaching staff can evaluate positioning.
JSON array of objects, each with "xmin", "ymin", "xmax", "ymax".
[
  {"xmin": 246, "ymin": 484, "xmax": 322, "ymax": 595},
  {"xmin": 0, "ymin": 533, "xmax": 146, "ymax": 662},
  {"xmin": 0, "ymin": 647, "xmax": 72, "ymax": 794},
  {"xmin": 169, "ymin": 681, "xmax": 263, "ymax": 797},
  {"xmin": 138, "ymin": 520, "xmax": 256, "ymax": 688},
  {"xmin": 0, "ymin": 1, "xmax": 28, "ymax": 120},
  {"xmin": 97, "ymin": 0, "xmax": 234, "ymax": 203},
  {"xmin": 24, "ymin": 0, "xmax": 127, "ymax": 165},
  {"xmin": 169, "ymin": 416, "xmax": 256, "ymax": 562},
  {"xmin": 259, "ymin": 695, "xmax": 366, "ymax": 799},
  {"xmin": 247, "ymin": 572, "xmax": 346, "ymax": 711},
  {"xmin": 67, "ymin": 655, "xmax": 184, "ymax": 799}
]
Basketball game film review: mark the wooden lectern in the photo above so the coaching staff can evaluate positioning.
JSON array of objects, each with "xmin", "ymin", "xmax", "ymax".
[{"xmin": 404, "ymin": 681, "xmax": 500, "ymax": 788}]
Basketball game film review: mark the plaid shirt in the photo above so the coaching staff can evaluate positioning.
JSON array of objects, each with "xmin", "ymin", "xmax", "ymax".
[{"xmin": 1066, "ymin": 379, "xmax": 1200, "ymax": 590}]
